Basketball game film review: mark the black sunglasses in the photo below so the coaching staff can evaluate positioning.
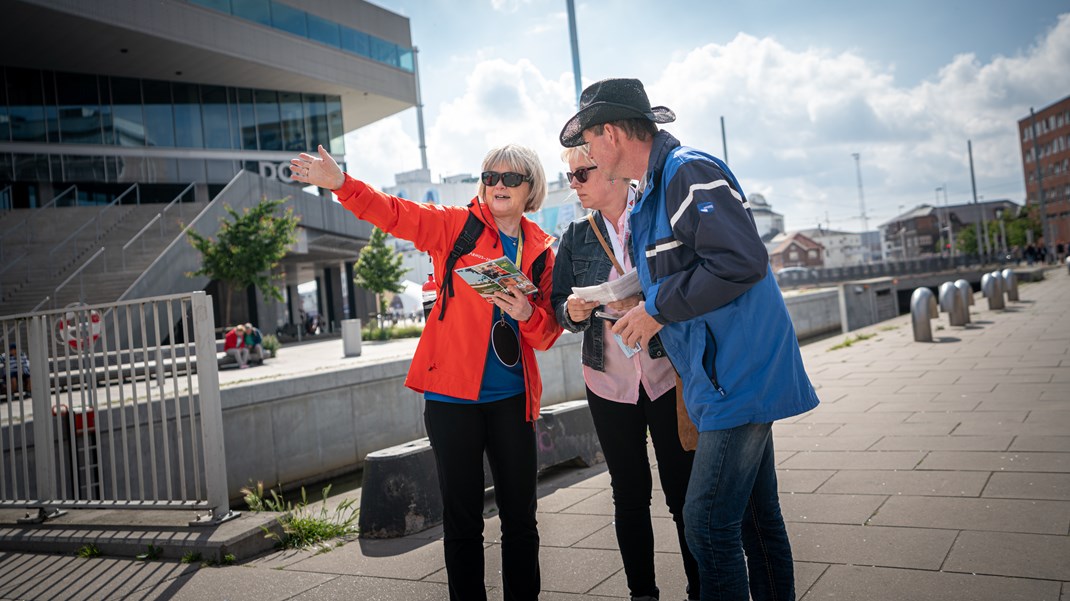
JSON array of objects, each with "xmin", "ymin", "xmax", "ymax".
[
  {"xmin": 481, "ymin": 171, "xmax": 532, "ymax": 188},
  {"xmin": 566, "ymin": 166, "xmax": 598, "ymax": 184}
]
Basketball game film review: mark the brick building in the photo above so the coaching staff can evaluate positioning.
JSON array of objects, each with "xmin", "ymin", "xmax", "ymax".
[{"xmin": 1019, "ymin": 95, "xmax": 1070, "ymax": 251}]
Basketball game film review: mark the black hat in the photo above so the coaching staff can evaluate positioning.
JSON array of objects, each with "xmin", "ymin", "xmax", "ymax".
[{"xmin": 559, "ymin": 78, "xmax": 675, "ymax": 147}]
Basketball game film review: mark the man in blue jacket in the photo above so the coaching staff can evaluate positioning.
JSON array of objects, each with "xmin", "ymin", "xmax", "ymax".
[{"xmin": 560, "ymin": 78, "xmax": 819, "ymax": 601}]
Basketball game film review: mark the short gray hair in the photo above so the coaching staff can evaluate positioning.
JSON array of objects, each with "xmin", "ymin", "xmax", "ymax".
[{"xmin": 478, "ymin": 144, "xmax": 548, "ymax": 213}]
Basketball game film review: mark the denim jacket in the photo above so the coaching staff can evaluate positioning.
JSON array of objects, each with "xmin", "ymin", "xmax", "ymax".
[{"xmin": 551, "ymin": 210, "xmax": 667, "ymax": 371}]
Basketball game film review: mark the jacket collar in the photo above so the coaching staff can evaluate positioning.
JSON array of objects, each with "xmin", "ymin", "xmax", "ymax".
[
  {"xmin": 643, "ymin": 130, "xmax": 681, "ymax": 194},
  {"xmin": 467, "ymin": 197, "xmax": 556, "ymax": 258}
]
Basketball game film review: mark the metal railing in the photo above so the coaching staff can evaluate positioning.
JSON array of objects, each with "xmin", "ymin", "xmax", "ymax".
[
  {"xmin": 0, "ymin": 186, "xmax": 78, "ymax": 261},
  {"xmin": 51, "ymin": 247, "xmax": 105, "ymax": 309},
  {"xmin": 46, "ymin": 185, "xmax": 133, "ymax": 277},
  {"xmin": 120, "ymin": 183, "xmax": 194, "ymax": 271},
  {"xmin": 0, "ymin": 292, "xmax": 234, "ymax": 524}
]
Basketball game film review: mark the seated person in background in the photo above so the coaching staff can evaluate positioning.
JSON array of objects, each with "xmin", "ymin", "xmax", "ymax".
[
  {"xmin": 244, "ymin": 323, "xmax": 265, "ymax": 363},
  {"xmin": 2, "ymin": 343, "xmax": 32, "ymax": 397},
  {"xmin": 224, "ymin": 325, "xmax": 249, "ymax": 369}
]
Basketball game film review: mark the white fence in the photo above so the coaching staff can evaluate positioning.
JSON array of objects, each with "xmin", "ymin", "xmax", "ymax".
[{"xmin": 0, "ymin": 292, "xmax": 233, "ymax": 524}]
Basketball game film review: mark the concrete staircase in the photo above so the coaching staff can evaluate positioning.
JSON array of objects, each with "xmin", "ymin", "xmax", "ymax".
[{"xmin": 0, "ymin": 201, "xmax": 208, "ymax": 316}]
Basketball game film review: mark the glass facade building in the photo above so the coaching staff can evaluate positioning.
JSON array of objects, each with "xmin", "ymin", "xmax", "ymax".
[
  {"xmin": 187, "ymin": 0, "xmax": 414, "ymax": 72},
  {"xmin": 0, "ymin": 66, "xmax": 345, "ymax": 206}
]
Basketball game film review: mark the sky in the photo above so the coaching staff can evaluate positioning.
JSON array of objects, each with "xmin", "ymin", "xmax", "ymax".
[{"xmin": 343, "ymin": 0, "xmax": 1070, "ymax": 233}]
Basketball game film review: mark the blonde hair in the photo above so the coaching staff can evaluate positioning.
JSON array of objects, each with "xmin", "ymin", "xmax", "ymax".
[
  {"xmin": 560, "ymin": 144, "xmax": 594, "ymax": 166},
  {"xmin": 478, "ymin": 144, "xmax": 548, "ymax": 213}
]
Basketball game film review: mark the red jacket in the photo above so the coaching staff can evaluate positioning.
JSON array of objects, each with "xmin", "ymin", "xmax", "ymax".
[
  {"xmin": 224, "ymin": 328, "xmax": 243, "ymax": 351},
  {"xmin": 336, "ymin": 175, "xmax": 563, "ymax": 421}
]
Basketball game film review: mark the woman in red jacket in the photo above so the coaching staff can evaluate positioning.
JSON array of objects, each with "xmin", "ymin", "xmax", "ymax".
[{"xmin": 291, "ymin": 144, "xmax": 562, "ymax": 601}]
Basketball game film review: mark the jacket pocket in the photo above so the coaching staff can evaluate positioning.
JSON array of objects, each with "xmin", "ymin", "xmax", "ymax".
[{"xmin": 702, "ymin": 323, "xmax": 726, "ymax": 397}]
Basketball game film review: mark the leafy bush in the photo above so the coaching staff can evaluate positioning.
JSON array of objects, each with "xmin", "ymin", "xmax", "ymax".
[{"xmin": 261, "ymin": 334, "xmax": 280, "ymax": 358}]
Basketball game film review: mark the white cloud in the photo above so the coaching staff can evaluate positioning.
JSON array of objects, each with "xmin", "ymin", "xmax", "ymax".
[
  {"xmin": 349, "ymin": 12, "xmax": 1070, "ymax": 232},
  {"xmin": 343, "ymin": 115, "xmax": 421, "ymax": 190}
]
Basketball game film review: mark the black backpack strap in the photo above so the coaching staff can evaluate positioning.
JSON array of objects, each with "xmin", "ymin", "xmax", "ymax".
[
  {"xmin": 438, "ymin": 208, "xmax": 485, "ymax": 320},
  {"xmin": 530, "ymin": 248, "xmax": 549, "ymax": 302}
]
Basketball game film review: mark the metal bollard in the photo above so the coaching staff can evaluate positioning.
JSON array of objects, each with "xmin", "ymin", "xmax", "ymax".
[
  {"xmin": 1066, "ymin": 256, "xmax": 1069, "ymax": 275},
  {"xmin": 1000, "ymin": 268, "xmax": 1019, "ymax": 301},
  {"xmin": 939, "ymin": 281, "xmax": 967, "ymax": 326},
  {"xmin": 911, "ymin": 287, "xmax": 938, "ymax": 342},
  {"xmin": 981, "ymin": 272, "xmax": 1005, "ymax": 310},
  {"xmin": 954, "ymin": 279, "xmax": 973, "ymax": 324}
]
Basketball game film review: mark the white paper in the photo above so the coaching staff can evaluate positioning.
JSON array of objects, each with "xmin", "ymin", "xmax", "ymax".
[{"xmin": 571, "ymin": 269, "xmax": 641, "ymax": 303}]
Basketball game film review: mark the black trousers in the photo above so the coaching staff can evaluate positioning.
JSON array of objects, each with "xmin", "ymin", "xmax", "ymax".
[
  {"xmin": 587, "ymin": 384, "xmax": 700, "ymax": 600},
  {"xmin": 424, "ymin": 396, "xmax": 540, "ymax": 601}
]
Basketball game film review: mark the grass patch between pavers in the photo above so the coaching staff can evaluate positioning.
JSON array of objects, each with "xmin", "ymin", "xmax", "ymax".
[
  {"xmin": 241, "ymin": 481, "xmax": 359, "ymax": 552},
  {"xmin": 827, "ymin": 332, "xmax": 877, "ymax": 351}
]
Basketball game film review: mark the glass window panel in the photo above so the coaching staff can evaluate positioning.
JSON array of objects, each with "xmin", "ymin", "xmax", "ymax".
[
  {"xmin": 63, "ymin": 155, "xmax": 108, "ymax": 185},
  {"xmin": 177, "ymin": 158, "xmax": 207, "ymax": 183},
  {"xmin": 14, "ymin": 153, "xmax": 51, "ymax": 181},
  {"xmin": 306, "ymin": 13, "xmax": 339, "ymax": 47},
  {"xmin": 236, "ymin": 88, "xmax": 258, "ymax": 150},
  {"xmin": 0, "ymin": 154, "xmax": 12, "ymax": 183},
  {"xmin": 142, "ymin": 80, "xmax": 175, "ymax": 147},
  {"xmin": 340, "ymin": 26, "xmax": 370, "ymax": 57},
  {"xmin": 0, "ymin": 106, "xmax": 9, "ymax": 143},
  {"xmin": 7, "ymin": 68, "xmax": 47, "ymax": 142},
  {"xmin": 206, "ymin": 159, "xmax": 239, "ymax": 184},
  {"xmin": 109, "ymin": 77, "xmax": 145, "ymax": 146},
  {"xmin": 200, "ymin": 85, "xmax": 232, "ymax": 149},
  {"xmin": 56, "ymin": 72, "xmax": 103, "ymax": 145},
  {"xmin": 270, "ymin": 1, "xmax": 306, "ymax": 37},
  {"xmin": 172, "ymin": 83, "xmax": 204, "ymax": 148},
  {"xmin": 279, "ymin": 91, "xmax": 306, "ymax": 151},
  {"xmin": 226, "ymin": 88, "xmax": 241, "ymax": 149},
  {"xmin": 254, "ymin": 89, "xmax": 282, "ymax": 151},
  {"xmin": 232, "ymin": 0, "xmax": 270, "ymax": 25},
  {"xmin": 398, "ymin": 47, "xmax": 414, "ymax": 72},
  {"xmin": 370, "ymin": 37, "xmax": 398, "ymax": 67},
  {"xmin": 189, "ymin": 0, "xmax": 231, "ymax": 12},
  {"xmin": 326, "ymin": 96, "xmax": 344, "ymax": 155},
  {"xmin": 42, "ymin": 71, "xmax": 60, "ymax": 143},
  {"xmin": 303, "ymin": 93, "xmax": 329, "ymax": 150}
]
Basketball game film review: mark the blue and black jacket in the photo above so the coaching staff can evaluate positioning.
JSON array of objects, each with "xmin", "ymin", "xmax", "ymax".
[{"xmin": 630, "ymin": 131, "xmax": 819, "ymax": 431}]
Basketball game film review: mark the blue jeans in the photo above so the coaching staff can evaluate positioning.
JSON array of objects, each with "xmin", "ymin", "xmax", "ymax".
[{"xmin": 683, "ymin": 422, "xmax": 794, "ymax": 601}]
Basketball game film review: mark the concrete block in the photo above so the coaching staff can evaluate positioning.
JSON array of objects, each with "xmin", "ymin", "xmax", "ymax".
[
  {"xmin": 535, "ymin": 400, "xmax": 603, "ymax": 470},
  {"xmin": 358, "ymin": 438, "xmax": 442, "ymax": 539}
]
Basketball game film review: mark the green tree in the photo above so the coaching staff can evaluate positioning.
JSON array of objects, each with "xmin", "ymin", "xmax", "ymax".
[
  {"xmin": 187, "ymin": 198, "xmax": 299, "ymax": 326},
  {"xmin": 352, "ymin": 227, "xmax": 406, "ymax": 329}
]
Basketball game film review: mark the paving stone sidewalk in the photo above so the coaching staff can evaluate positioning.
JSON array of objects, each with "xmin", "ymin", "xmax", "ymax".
[{"xmin": 0, "ymin": 271, "xmax": 1067, "ymax": 600}]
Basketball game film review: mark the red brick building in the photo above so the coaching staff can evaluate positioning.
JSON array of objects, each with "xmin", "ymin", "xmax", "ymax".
[{"xmin": 1019, "ymin": 95, "xmax": 1070, "ymax": 252}]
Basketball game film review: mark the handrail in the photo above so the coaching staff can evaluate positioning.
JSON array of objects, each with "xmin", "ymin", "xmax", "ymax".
[
  {"xmin": 30, "ymin": 295, "xmax": 50, "ymax": 313},
  {"xmin": 162, "ymin": 183, "xmax": 195, "ymax": 218},
  {"xmin": 122, "ymin": 213, "xmax": 162, "ymax": 270},
  {"xmin": 42, "ymin": 184, "xmax": 77, "ymax": 210},
  {"xmin": 0, "ymin": 185, "xmax": 76, "ymax": 242},
  {"xmin": 46, "ymin": 184, "xmax": 134, "ymax": 273},
  {"xmin": 51, "ymin": 246, "xmax": 105, "ymax": 308}
]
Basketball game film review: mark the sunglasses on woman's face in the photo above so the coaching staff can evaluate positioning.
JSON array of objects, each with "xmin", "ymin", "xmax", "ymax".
[
  {"xmin": 481, "ymin": 171, "xmax": 532, "ymax": 188},
  {"xmin": 566, "ymin": 166, "xmax": 598, "ymax": 184}
]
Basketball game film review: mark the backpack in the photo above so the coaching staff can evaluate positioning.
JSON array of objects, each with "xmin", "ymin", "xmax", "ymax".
[{"xmin": 437, "ymin": 206, "xmax": 548, "ymax": 321}]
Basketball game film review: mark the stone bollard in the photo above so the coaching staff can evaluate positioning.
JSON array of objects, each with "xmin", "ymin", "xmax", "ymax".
[
  {"xmin": 911, "ymin": 287, "xmax": 938, "ymax": 342},
  {"xmin": 981, "ymin": 272, "xmax": 1005, "ymax": 310},
  {"xmin": 342, "ymin": 319, "xmax": 362, "ymax": 357},
  {"xmin": 939, "ymin": 281, "xmax": 967, "ymax": 326},
  {"xmin": 1001, "ymin": 268, "xmax": 1019, "ymax": 302},
  {"xmin": 954, "ymin": 279, "xmax": 973, "ymax": 324}
]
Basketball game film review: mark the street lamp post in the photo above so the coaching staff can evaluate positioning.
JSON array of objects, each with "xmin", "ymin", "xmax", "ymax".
[
  {"xmin": 995, "ymin": 207, "xmax": 1009, "ymax": 259},
  {"xmin": 935, "ymin": 187, "xmax": 946, "ymax": 257},
  {"xmin": 898, "ymin": 204, "xmax": 907, "ymax": 260},
  {"xmin": 942, "ymin": 185, "xmax": 955, "ymax": 259}
]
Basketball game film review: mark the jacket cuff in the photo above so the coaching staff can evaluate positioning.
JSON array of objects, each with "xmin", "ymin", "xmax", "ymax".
[
  {"xmin": 335, "ymin": 174, "xmax": 368, "ymax": 206},
  {"xmin": 645, "ymin": 282, "xmax": 669, "ymax": 324}
]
